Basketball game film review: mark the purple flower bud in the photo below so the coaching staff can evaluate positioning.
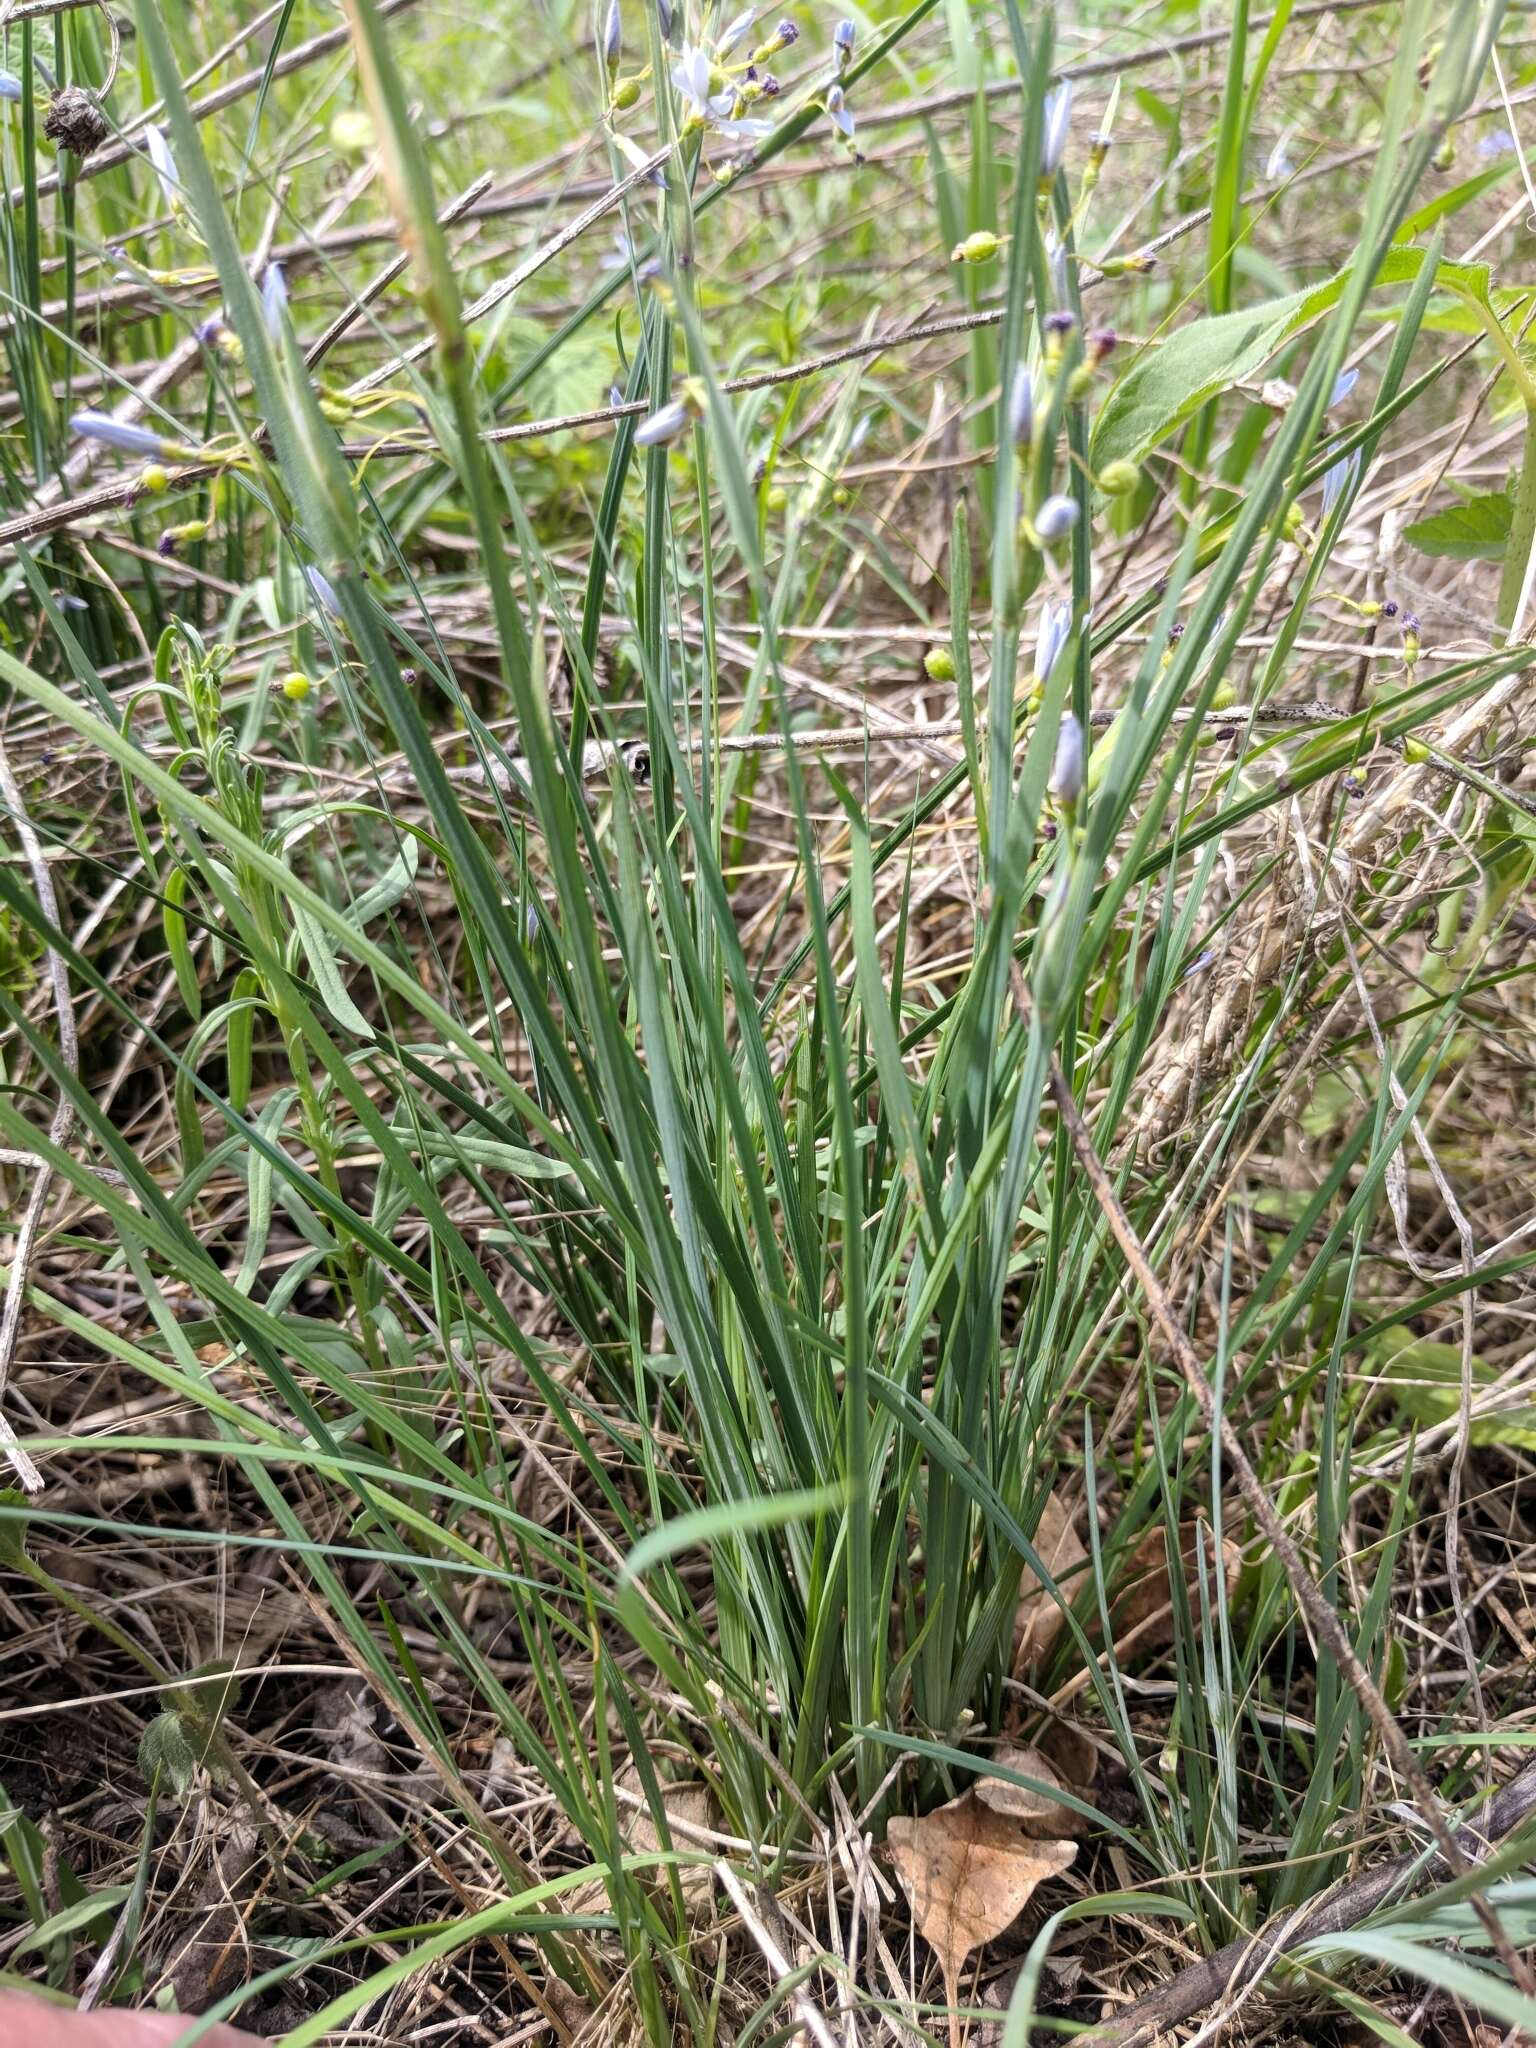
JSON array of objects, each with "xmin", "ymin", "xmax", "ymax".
[
  {"xmin": 759, "ymin": 70, "xmax": 782, "ymax": 94},
  {"xmin": 0, "ymin": 72, "xmax": 23, "ymax": 103},
  {"xmin": 1044, "ymin": 308, "xmax": 1076, "ymax": 337},
  {"xmin": 1088, "ymin": 327, "xmax": 1116, "ymax": 362},
  {"xmin": 1182, "ymin": 948, "xmax": 1216, "ymax": 980},
  {"xmin": 1381, "ymin": 599, "xmax": 1398, "ymax": 619},
  {"xmin": 634, "ymin": 396, "xmax": 693, "ymax": 446},
  {"xmin": 1033, "ymin": 598, "xmax": 1072, "ymax": 684},
  {"xmin": 776, "ymin": 16, "xmax": 799, "ymax": 41},
  {"xmin": 601, "ymin": 0, "xmax": 623, "ymax": 66},
  {"xmin": 525, "ymin": 902, "xmax": 540, "ymax": 943},
  {"xmin": 832, "ymin": 17, "xmax": 855, "ymax": 69},
  {"xmin": 157, "ymin": 532, "xmax": 180, "ymax": 558},
  {"xmin": 826, "ymin": 82, "xmax": 854, "ymax": 140},
  {"xmin": 1009, "ymin": 362, "xmax": 1034, "ymax": 445},
  {"xmin": 68, "ymin": 410, "xmax": 173, "ymax": 457},
  {"xmin": 194, "ymin": 314, "xmax": 228, "ymax": 346},
  {"xmin": 1049, "ymin": 711, "xmax": 1084, "ymax": 805},
  {"xmin": 261, "ymin": 261, "xmax": 288, "ymax": 339},
  {"xmin": 656, "ymin": 0, "xmax": 673, "ymax": 37},
  {"xmin": 1034, "ymin": 493, "xmax": 1079, "ymax": 543},
  {"xmin": 306, "ymin": 565, "xmax": 342, "ymax": 618},
  {"xmin": 1402, "ymin": 612, "xmax": 1420, "ymax": 633},
  {"xmin": 1041, "ymin": 81, "xmax": 1072, "ymax": 176}
]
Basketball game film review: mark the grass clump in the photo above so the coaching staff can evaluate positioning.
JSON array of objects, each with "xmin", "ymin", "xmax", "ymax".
[{"xmin": 2, "ymin": 1, "xmax": 1536, "ymax": 2042}]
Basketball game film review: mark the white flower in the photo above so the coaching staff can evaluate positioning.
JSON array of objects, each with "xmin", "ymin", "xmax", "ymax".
[
  {"xmin": 1049, "ymin": 712, "xmax": 1084, "ymax": 805},
  {"xmin": 635, "ymin": 397, "xmax": 694, "ymax": 446},
  {"xmin": 715, "ymin": 6, "xmax": 756, "ymax": 55},
  {"xmin": 826, "ymin": 82, "xmax": 855, "ymax": 140},
  {"xmin": 1041, "ymin": 82, "xmax": 1072, "ymax": 175}
]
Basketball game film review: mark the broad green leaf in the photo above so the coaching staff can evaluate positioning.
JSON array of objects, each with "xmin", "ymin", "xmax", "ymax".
[
  {"xmin": 1367, "ymin": 1331, "xmax": 1536, "ymax": 1449},
  {"xmin": 1404, "ymin": 489, "xmax": 1512, "ymax": 559},
  {"xmin": 1092, "ymin": 247, "xmax": 1494, "ymax": 468}
]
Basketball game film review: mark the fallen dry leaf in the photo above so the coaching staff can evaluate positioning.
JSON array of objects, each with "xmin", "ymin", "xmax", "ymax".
[
  {"xmin": 888, "ymin": 1791, "xmax": 1075, "ymax": 2048},
  {"xmin": 1109, "ymin": 1520, "xmax": 1240, "ymax": 1658},
  {"xmin": 1013, "ymin": 1490, "xmax": 1088, "ymax": 1677},
  {"xmin": 971, "ymin": 1742, "xmax": 1081, "ymax": 1838}
]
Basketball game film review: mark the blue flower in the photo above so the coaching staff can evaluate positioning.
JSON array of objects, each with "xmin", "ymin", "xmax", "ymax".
[
  {"xmin": 1033, "ymin": 597, "xmax": 1072, "ymax": 683},
  {"xmin": 0, "ymin": 72, "xmax": 23, "ymax": 103},
  {"xmin": 262, "ymin": 262, "xmax": 288, "ymax": 339},
  {"xmin": 634, "ymin": 396, "xmax": 694, "ymax": 445},
  {"xmin": 1264, "ymin": 136, "xmax": 1294, "ymax": 180},
  {"xmin": 1034, "ymin": 493, "xmax": 1079, "ymax": 543},
  {"xmin": 143, "ymin": 124, "xmax": 182, "ymax": 211},
  {"xmin": 1048, "ymin": 711, "xmax": 1084, "ymax": 805},
  {"xmin": 1041, "ymin": 81, "xmax": 1072, "ymax": 176},
  {"xmin": 716, "ymin": 6, "xmax": 756, "ymax": 55},
  {"xmin": 68, "ymin": 411, "xmax": 174, "ymax": 457},
  {"xmin": 306, "ymin": 565, "xmax": 342, "ymax": 618},
  {"xmin": 673, "ymin": 43, "xmax": 731, "ymax": 123},
  {"xmin": 826, "ymin": 82, "xmax": 855, "ymax": 141},
  {"xmin": 832, "ymin": 17, "xmax": 855, "ymax": 70},
  {"xmin": 1321, "ymin": 448, "xmax": 1362, "ymax": 519},
  {"xmin": 1328, "ymin": 366, "xmax": 1359, "ymax": 409},
  {"xmin": 1478, "ymin": 127, "xmax": 1516, "ymax": 159}
]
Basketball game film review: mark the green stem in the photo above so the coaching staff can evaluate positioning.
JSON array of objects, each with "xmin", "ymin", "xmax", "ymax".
[{"xmin": 1497, "ymin": 405, "xmax": 1536, "ymax": 633}]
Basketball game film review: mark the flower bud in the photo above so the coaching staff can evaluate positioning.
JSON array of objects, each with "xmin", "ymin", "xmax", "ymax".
[
  {"xmin": 1033, "ymin": 494, "xmax": 1079, "ymax": 544},
  {"xmin": 1009, "ymin": 362, "xmax": 1035, "ymax": 446},
  {"xmin": 1041, "ymin": 81, "xmax": 1073, "ymax": 176},
  {"xmin": 924, "ymin": 646, "xmax": 956, "ymax": 683},
  {"xmin": 951, "ymin": 229, "xmax": 1001, "ymax": 266},
  {"xmin": 1098, "ymin": 459, "xmax": 1140, "ymax": 497},
  {"xmin": 1048, "ymin": 711, "xmax": 1085, "ymax": 806},
  {"xmin": 832, "ymin": 17, "xmax": 855, "ymax": 70},
  {"xmin": 262, "ymin": 262, "xmax": 289, "ymax": 339},
  {"xmin": 600, "ymin": 0, "xmax": 623, "ymax": 69}
]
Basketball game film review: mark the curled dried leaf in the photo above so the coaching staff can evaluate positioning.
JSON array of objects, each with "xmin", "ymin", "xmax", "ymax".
[
  {"xmin": 1013, "ymin": 1489, "xmax": 1088, "ymax": 1677},
  {"xmin": 1110, "ymin": 1519, "xmax": 1240, "ymax": 1658},
  {"xmin": 971, "ymin": 1741, "xmax": 1081, "ymax": 1837}
]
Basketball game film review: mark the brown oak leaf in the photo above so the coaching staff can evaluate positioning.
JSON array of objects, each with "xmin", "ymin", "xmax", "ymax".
[{"xmin": 888, "ymin": 1791, "xmax": 1075, "ymax": 2047}]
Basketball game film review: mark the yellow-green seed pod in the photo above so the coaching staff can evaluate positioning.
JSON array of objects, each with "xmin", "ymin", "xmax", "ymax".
[
  {"xmin": 610, "ymin": 74, "xmax": 642, "ymax": 110},
  {"xmin": 282, "ymin": 671, "xmax": 312, "ymax": 702},
  {"xmin": 765, "ymin": 485, "xmax": 788, "ymax": 513},
  {"xmin": 831, "ymin": 485, "xmax": 851, "ymax": 508},
  {"xmin": 951, "ymin": 230, "xmax": 1001, "ymax": 266},
  {"xmin": 1098, "ymin": 459, "xmax": 1141, "ymax": 497},
  {"xmin": 141, "ymin": 464, "xmax": 170, "ymax": 494},
  {"xmin": 1404, "ymin": 736, "xmax": 1430, "ymax": 764},
  {"xmin": 1209, "ymin": 679, "xmax": 1238, "ymax": 711},
  {"xmin": 924, "ymin": 646, "xmax": 956, "ymax": 683},
  {"xmin": 330, "ymin": 109, "xmax": 375, "ymax": 154}
]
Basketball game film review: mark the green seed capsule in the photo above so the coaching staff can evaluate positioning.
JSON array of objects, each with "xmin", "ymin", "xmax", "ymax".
[
  {"xmin": 282, "ymin": 671, "xmax": 312, "ymax": 701},
  {"xmin": 951, "ymin": 229, "xmax": 1001, "ymax": 266},
  {"xmin": 1098, "ymin": 459, "xmax": 1141, "ymax": 497},
  {"xmin": 610, "ymin": 74, "xmax": 642, "ymax": 110},
  {"xmin": 924, "ymin": 646, "xmax": 956, "ymax": 683},
  {"xmin": 765, "ymin": 485, "xmax": 788, "ymax": 513}
]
